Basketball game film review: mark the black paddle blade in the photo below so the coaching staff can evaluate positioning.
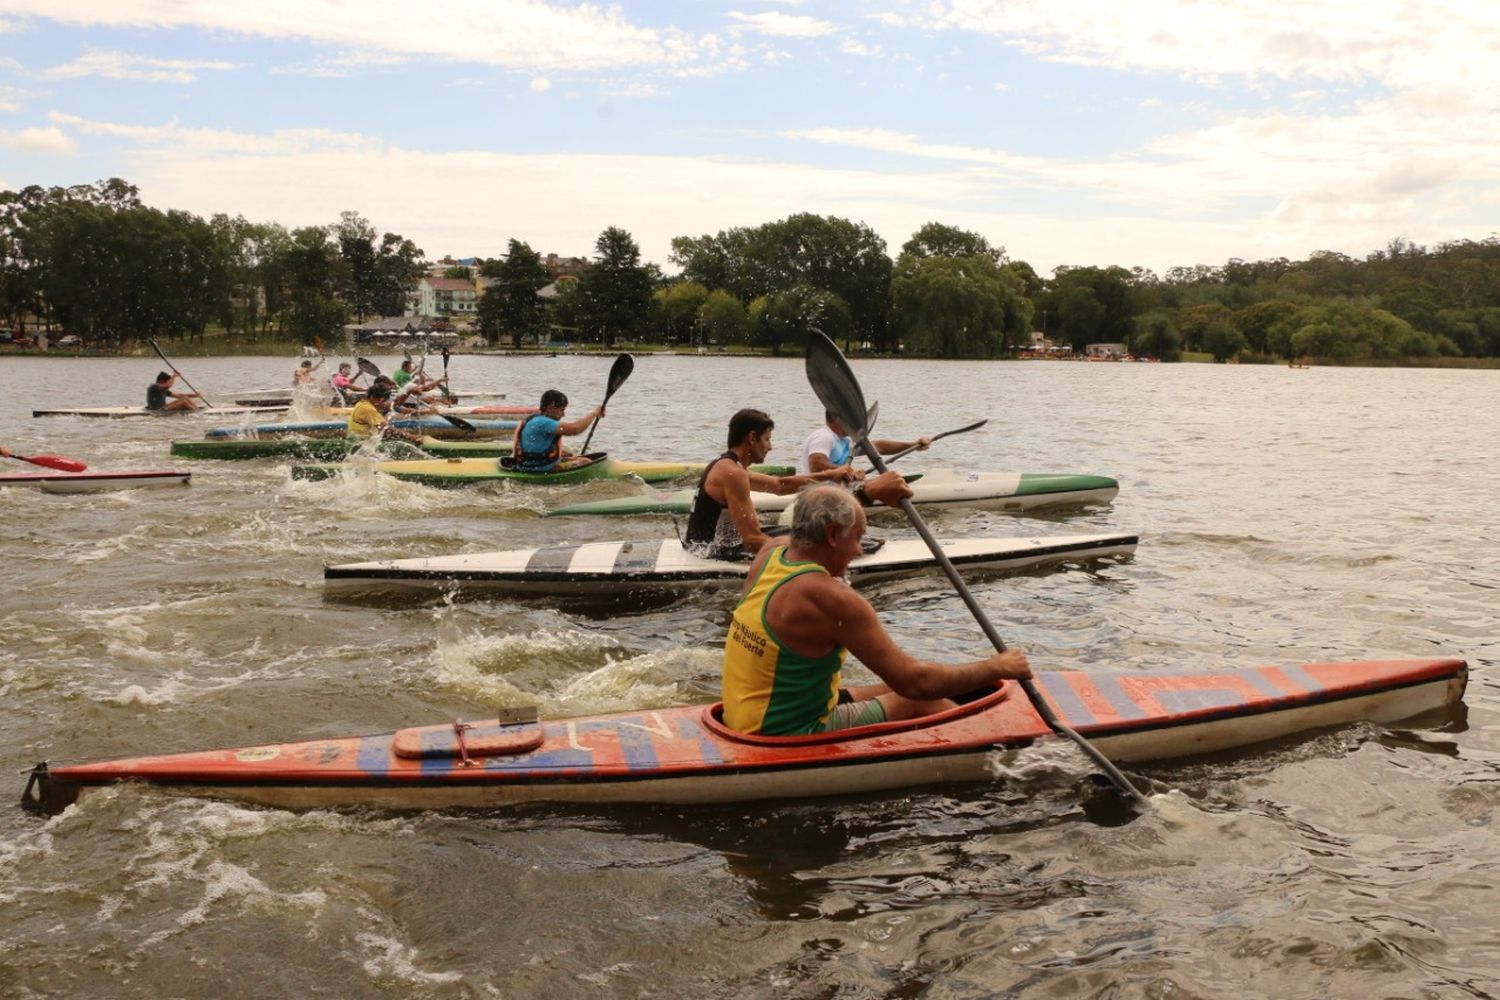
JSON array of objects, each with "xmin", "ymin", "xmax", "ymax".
[
  {"xmin": 357, "ymin": 357, "xmax": 382, "ymax": 378},
  {"xmin": 439, "ymin": 413, "xmax": 476, "ymax": 433},
  {"xmin": 606, "ymin": 353, "xmax": 634, "ymax": 397},
  {"xmin": 806, "ymin": 333, "xmax": 870, "ymax": 439}
]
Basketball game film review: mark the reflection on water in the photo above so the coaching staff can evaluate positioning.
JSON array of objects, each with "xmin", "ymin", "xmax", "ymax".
[{"xmin": 1, "ymin": 355, "xmax": 1498, "ymax": 996}]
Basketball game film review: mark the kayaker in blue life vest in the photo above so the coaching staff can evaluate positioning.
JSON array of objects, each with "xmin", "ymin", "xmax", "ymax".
[
  {"xmin": 146, "ymin": 371, "xmax": 201, "ymax": 412},
  {"xmin": 685, "ymin": 408, "xmax": 862, "ymax": 560},
  {"xmin": 510, "ymin": 389, "xmax": 604, "ymax": 472},
  {"xmin": 721, "ymin": 482, "xmax": 1032, "ymax": 736},
  {"xmin": 797, "ymin": 410, "xmax": 932, "ymax": 475}
]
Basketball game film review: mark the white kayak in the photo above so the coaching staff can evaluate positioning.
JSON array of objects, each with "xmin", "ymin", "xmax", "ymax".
[
  {"xmin": 32, "ymin": 406, "xmax": 288, "ymax": 419},
  {"xmin": 0, "ymin": 470, "xmax": 192, "ymax": 493},
  {"xmin": 324, "ymin": 532, "xmax": 1139, "ymax": 597}
]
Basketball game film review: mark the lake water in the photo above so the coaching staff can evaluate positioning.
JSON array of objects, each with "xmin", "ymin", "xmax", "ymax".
[{"xmin": 1, "ymin": 352, "xmax": 1497, "ymax": 997}]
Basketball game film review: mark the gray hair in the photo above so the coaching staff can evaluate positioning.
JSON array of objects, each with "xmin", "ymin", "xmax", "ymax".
[{"xmin": 790, "ymin": 484, "xmax": 860, "ymax": 546}]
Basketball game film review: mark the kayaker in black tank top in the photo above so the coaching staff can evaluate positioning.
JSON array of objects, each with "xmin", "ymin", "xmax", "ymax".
[{"xmin": 686, "ymin": 409, "xmax": 863, "ymax": 560}]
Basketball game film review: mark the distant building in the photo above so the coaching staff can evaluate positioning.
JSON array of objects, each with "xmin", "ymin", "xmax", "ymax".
[
  {"xmin": 416, "ymin": 277, "xmax": 478, "ymax": 321},
  {"xmin": 1086, "ymin": 343, "xmax": 1128, "ymax": 360},
  {"xmin": 543, "ymin": 253, "xmax": 588, "ymax": 279}
]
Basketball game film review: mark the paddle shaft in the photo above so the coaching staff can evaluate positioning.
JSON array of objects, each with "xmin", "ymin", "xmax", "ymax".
[
  {"xmin": 859, "ymin": 439, "xmax": 1147, "ymax": 806},
  {"xmin": 149, "ymin": 340, "xmax": 212, "ymax": 407},
  {"xmin": 884, "ymin": 419, "xmax": 987, "ymax": 463},
  {"xmin": 579, "ymin": 354, "xmax": 633, "ymax": 453}
]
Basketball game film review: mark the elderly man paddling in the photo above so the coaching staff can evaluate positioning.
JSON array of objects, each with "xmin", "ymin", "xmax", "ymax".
[{"xmin": 721, "ymin": 482, "xmax": 1031, "ymax": 736}]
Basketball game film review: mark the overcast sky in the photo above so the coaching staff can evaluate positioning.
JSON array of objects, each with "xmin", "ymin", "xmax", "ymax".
[{"xmin": 1, "ymin": 1, "xmax": 1497, "ymax": 276}]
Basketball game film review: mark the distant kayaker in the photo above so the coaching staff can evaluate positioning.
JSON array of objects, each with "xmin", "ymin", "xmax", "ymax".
[
  {"xmin": 146, "ymin": 371, "xmax": 201, "ymax": 412},
  {"xmin": 292, "ymin": 354, "xmax": 325, "ymax": 387},
  {"xmin": 330, "ymin": 363, "xmax": 361, "ymax": 405},
  {"xmin": 392, "ymin": 372, "xmax": 450, "ymax": 415},
  {"xmin": 685, "ymin": 408, "xmax": 861, "ymax": 560},
  {"xmin": 510, "ymin": 389, "xmax": 604, "ymax": 473},
  {"xmin": 346, "ymin": 381, "xmax": 421, "ymax": 444},
  {"xmin": 721, "ymin": 482, "xmax": 1032, "ymax": 736},
  {"xmin": 797, "ymin": 411, "xmax": 931, "ymax": 475}
]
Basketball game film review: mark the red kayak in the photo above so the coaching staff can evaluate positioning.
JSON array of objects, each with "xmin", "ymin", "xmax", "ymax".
[{"xmin": 23, "ymin": 657, "xmax": 1466, "ymax": 813}]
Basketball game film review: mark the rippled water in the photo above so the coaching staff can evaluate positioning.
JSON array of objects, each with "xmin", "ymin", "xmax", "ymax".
[{"xmin": 1, "ymin": 352, "xmax": 1497, "ymax": 997}]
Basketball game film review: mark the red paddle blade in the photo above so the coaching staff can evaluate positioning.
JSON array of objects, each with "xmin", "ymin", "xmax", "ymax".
[{"xmin": 19, "ymin": 454, "xmax": 88, "ymax": 472}]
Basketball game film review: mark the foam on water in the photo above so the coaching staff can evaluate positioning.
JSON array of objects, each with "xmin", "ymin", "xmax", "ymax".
[
  {"xmin": 426, "ymin": 624, "xmax": 713, "ymax": 713},
  {"xmin": 354, "ymin": 923, "xmax": 465, "ymax": 986}
]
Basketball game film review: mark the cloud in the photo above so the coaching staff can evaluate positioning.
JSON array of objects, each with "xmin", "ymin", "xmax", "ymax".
[
  {"xmin": 54, "ymin": 110, "xmax": 1494, "ymax": 276},
  {"xmin": 0, "ymin": 0, "xmax": 716, "ymax": 73},
  {"xmin": 271, "ymin": 50, "xmax": 413, "ymax": 78},
  {"xmin": 726, "ymin": 11, "xmax": 836, "ymax": 38},
  {"xmin": 921, "ymin": 0, "xmax": 1500, "ymax": 92},
  {"xmin": 603, "ymin": 80, "xmax": 666, "ymax": 99},
  {"xmin": 42, "ymin": 48, "xmax": 238, "ymax": 83},
  {"xmin": 49, "ymin": 111, "xmax": 380, "ymax": 155},
  {"xmin": 839, "ymin": 38, "xmax": 883, "ymax": 58},
  {"xmin": 529, "ymin": 76, "xmax": 551, "ymax": 93},
  {"xmin": 0, "ymin": 125, "xmax": 76, "ymax": 154}
]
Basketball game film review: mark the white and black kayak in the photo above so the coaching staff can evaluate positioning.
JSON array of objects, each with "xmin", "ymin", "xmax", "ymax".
[
  {"xmin": 324, "ymin": 532, "xmax": 1138, "ymax": 597},
  {"xmin": 32, "ymin": 405, "xmax": 288, "ymax": 419},
  {"xmin": 547, "ymin": 469, "xmax": 1121, "ymax": 519},
  {"xmin": 0, "ymin": 470, "xmax": 191, "ymax": 493}
]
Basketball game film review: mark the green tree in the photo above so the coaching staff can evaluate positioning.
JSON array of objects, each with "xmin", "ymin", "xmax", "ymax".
[
  {"xmin": 1202, "ymin": 320, "xmax": 1247, "ymax": 362},
  {"xmin": 1233, "ymin": 300, "xmax": 1299, "ymax": 356},
  {"xmin": 1174, "ymin": 303, "xmax": 1235, "ymax": 352},
  {"xmin": 900, "ymin": 222, "xmax": 1004, "ymax": 262},
  {"xmin": 1130, "ymin": 310, "xmax": 1182, "ymax": 361},
  {"xmin": 576, "ymin": 226, "xmax": 653, "ymax": 346},
  {"xmin": 697, "ymin": 289, "xmax": 748, "ymax": 345},
  {"xmin": 283, "ymin": 226, "xmax": 346, "ymax": 343},
  {"xmin": 372, "ymin": 232, "xmax": 425, "ymax": 319},
  {"xmin": 654, "ymin": 280, "xmax": 708, "ymax": 344},
  {"xmin": 334, "ymin": 211, "xmax": 380, "ymax": 321},
  {"xmin": 672, "ymin": 213, "xmax": 892, "ymax": 348},
  {"xmin": 477, "ymin": 239, "xmax": 550, "ymax": 348},
  {"xmin": 752, "ymin": 285, "xmax": 850, "ymax": 356},
  {"xmin": 889, "ymin": 253, "xmax": 1031, "ymax": 357}
]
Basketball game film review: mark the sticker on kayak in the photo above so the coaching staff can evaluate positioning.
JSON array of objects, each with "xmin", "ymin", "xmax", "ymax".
[{"xmin": 235, "ymin": 746, "xmax": 282, "ymax": 763}]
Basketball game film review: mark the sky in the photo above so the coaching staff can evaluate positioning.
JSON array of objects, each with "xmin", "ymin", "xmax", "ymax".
[{"xmin": 1, "ymin": 0, "xmax": 1497, "ymax": 277}]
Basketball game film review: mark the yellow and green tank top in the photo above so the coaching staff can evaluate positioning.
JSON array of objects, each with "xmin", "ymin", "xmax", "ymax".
[
  {"xmin": 347, "ymin": 399, "xmax": 385, "ymax": 438},
  {"xmin": 723, "ymin": 546, "xmax": 847, "ymax": 735}
]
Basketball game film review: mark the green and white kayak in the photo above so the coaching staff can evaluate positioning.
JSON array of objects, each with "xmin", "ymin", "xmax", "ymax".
[
  {"xmin": 170, "ymin": 436, "xmax": 513, "ymax": 461},
  {"xmin": 546, "ymin": 469, "xmax": 1120, "ymax": 517},
  {"xmin": 291, "ymin": 454, "xmax": 796, "ymax": 487}
]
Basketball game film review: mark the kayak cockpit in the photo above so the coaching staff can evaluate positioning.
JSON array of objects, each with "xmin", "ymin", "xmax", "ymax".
[{"xmin": 701, "ymin": 681, "xmax": 1015, "ymax": 746}]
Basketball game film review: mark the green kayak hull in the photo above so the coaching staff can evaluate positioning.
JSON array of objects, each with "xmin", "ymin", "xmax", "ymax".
[
  {"xmin": 544, "ymin": 470, "xmax": 1119, "ymax": 517},
  {"xmin": 290, "ymin": 456, "xmax": 795, "ymax": 487},
  {"xmin": 171, "ymin": 436, "xmax": 513, "ymax": 461}
]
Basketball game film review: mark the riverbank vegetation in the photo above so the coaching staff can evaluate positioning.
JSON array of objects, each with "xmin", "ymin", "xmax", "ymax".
[{"xmin": 4, "ymin": 178, "xmax": 1499, "ymax": 364}]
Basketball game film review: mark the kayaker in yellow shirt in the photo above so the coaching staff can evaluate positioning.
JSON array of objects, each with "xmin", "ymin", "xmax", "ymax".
[
  {"xmin": 346, "ymin": 381, "xmax": 421, "ymax": 444},
  {"xmin": 721, "ymin": 481, "xmax": 1031, "ymax": 736}
]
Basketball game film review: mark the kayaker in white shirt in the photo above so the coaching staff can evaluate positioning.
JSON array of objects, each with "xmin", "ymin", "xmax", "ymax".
[{"xmin": 797, "ymin": 411, "xmax": 932, "ymax": 475}]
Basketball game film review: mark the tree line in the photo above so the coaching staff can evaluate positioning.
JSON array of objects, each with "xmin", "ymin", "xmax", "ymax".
[{"xmin": 4, "ymin": 177, "xmax": 1499, "ymax": 361}]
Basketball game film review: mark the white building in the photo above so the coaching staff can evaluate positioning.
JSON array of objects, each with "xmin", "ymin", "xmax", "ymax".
[{"xmin": 417, "ymin": 277, "xmax": 478, "ymax": 320}]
